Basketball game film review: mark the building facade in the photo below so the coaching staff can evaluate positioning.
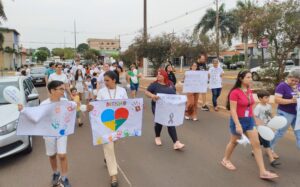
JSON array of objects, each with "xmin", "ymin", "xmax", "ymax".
[
  {"xmin": 0, "ymin": 27, "xmax": 22, "ymax": 70},
  {"xmin": 87, "ymin": 38, "xmax": 120, "ymax": 56}
]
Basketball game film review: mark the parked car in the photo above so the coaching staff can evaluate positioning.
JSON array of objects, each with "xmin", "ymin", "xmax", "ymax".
[
  {"xmin": 43, "ymin": 61, "xmax": 54, "ymax": 68},
  {"xmin": 250, "ymin": 60, "xmax": 296, "ymax": 81},
  {"xmin": 30, "ymin": 67, "xmax": 47, "ymax": 86},
  {"xmin": 0, "ymin": 76, "xmax": 40, "ymax": 159},
  {"xmin": 229, "ymin": 63, "xmax": 238, "ymax": 70},
  {"xmin": 236, "ymin": 61, "xmax": 245, "ymax": 68}
]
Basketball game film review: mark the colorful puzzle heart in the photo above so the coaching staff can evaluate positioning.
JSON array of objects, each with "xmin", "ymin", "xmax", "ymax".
[{"xmin": 101, "ymin": 108, "xmax": 129, "ymax": 131}]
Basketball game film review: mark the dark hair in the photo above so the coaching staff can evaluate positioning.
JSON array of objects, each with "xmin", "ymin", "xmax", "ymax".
[
  {"xmin": 257, "ymin": 90, "xmax": 270, "ymax": 99},
  {"xmin": 70, "ymin": 87, "xmax": 77, "ymax": 93},
  {"xmin": 165, "ymin": 64, "xmax": 172, "ymax": 72},
  {"xmin": 24, "ymin": 64, "xmax": 28, "ymax": 68},
  {"xmin": 86, "ymin": 75, "xmax": 91, "ymax": 79},
  {"xmin": 93, "ymin": 72, "xmax": 97, "ymax": 76},
  {"xmin": 49, "ymin": 62, "xmax": 55, "ymax": 67},
  {"xmin": 226, "ymin": 70, "xmax": 251, "ymax": 110},
  {"xmin": 47, "ymin": 80, "xmax": 64, "ymax": 93},
  {"xmin": 21, "ymin": 70, "xmax": 26, "ymax": 76},
  {"xmin": 104, "ymin": 71, "xmax": 117, "ymax": 81},
  {"xmin": 55, "ymin": 63, "xmax": 62, "ymax": 67},
  {"xmin": 75, "ymin": 69, "xmax": 83, "ymax": 81},
  {"xmin": 190, "ymin": 62, "xmax": 197, "ymax": 70}
]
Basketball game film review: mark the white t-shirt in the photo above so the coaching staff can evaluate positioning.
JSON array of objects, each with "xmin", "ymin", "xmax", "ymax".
[
  {"xmin": 48, "ymin": 73, "xmax": 68, "ymax": 84},
  {"xmin": 96, "ymin": 86, "xmax": 128, "ymax": 100},
  {"xmin": 71, "ymin": 65, "xmax": 85, "ymax": 77},
  {"xmin": 208, "ymin": 67, "xmax": 224, "ymax": 89},
  {"xmin": 254, "ymin": 103, "xmax": 272, "ymax": 124}
]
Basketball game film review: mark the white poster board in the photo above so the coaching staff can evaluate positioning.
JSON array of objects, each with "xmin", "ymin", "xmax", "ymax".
[
  {"xmin": 89, "ymin": 98, "xmax": 143, "ymax": 145},
  {"xmin": 154, "ymin": 94, "xmax": 187, "ymax": 126},
  {"xmin": 183, "ymin": 71, "xmax": 208, "ymax": 93},
  {"xmin": 295, "ymin": 99, "xmax": 300, "ymax": 130},
  {"xmin": 17, "ymin": 101, "xmax": 77, "ymax": 136}
]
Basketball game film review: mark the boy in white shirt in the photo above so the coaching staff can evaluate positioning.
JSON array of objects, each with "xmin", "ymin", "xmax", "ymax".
[{"xmin": 254, "ymin": 90, "xmax": 281, "ymax": 167}]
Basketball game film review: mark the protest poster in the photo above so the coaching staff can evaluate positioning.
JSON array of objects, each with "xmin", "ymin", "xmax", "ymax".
[
  {"xmin": 89, "ymin": 98, "xmax": 143, "ymax": 145},
  {"xmin": 295, "ymin": 99, "xmax": 300, "ymax": 130},
  {"xmin": 183, "ymin": 71, "xmax": 208, "ymax": 93},
  {"xmin": 154, "ymin": 94, "xmax": 187, "ymax": 126},
  {"xmin": 17, "ymin": 101, "xmax": 77, "ymax": 136}
]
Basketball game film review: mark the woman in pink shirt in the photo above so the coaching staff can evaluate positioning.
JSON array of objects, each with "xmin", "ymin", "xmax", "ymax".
[{"xmin": 221, "ymin": 70, "xmax": 278, "ymax": 180}]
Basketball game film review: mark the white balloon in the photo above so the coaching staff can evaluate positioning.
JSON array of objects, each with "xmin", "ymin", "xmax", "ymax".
[
  {"xmin": 80, "ymin": 105, "xmax": 87, "ymax": 112},
  {"xmin": 3, "ymin": 86, "xmax": 22, "ymax": 104},
  {"xmin": 267, "ymin": 116, "xmax": 287, "ymax": 130},
  {"xmin": 257, "ymin": 126, "xmax": 275, "ymax": 141}
]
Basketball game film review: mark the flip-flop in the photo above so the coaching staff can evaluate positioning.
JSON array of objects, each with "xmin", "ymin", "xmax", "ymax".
[
  {"xmin": 260, "ymin": 171, "xmax": 279, "ymax": 180},
  {"xmin": 221, "ymin": 160, "xmax": 236, "ymax": 171},
  {"xmin": 270, "ymin": 160, "xmax": 281, "ymax": 168}
]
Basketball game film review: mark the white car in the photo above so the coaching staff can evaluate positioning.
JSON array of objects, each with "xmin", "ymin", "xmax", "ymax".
[
  {"xmin": 0, "ymin": 76, "xmax": 40, "ymax": 159},
  {"xmin": 250, "ymin": 60, "xmax": 296, "ymax": 81}
]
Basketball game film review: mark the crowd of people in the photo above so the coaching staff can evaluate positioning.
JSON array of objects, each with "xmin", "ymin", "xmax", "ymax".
[{"xmin": 14, "ymin": 53, "xmax": 300, "ymax": 186}]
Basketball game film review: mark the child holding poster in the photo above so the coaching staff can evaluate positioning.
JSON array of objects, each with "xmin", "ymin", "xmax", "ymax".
[
  {"xmin": 18, "ymin": 81, "xmax": 72, "ymax": 187},
  {"xmin": 145, "ymin": 69, "xmax": 185, "ymax": 150},
  {"xmin": 208, "ymin": 58, "xmax": 224, "ymax": 112},
  {"xmin": 71, "ymin": 87, "xmax": 83, "ymax": 127}
]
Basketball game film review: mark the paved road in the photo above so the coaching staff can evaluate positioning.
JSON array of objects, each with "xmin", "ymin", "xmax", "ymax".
[{"xmin": 1, "ymin": 87, "xmax": 300, "ymax": 187}]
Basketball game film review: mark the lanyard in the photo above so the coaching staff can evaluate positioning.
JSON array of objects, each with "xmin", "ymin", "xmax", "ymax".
[
  {"xmin": 107, "ymin": 87, "xmax": 117, "ymax": 99},
  {"xmin": 240, "ymin": 88, "xmax": 251, "ymax": 107}
]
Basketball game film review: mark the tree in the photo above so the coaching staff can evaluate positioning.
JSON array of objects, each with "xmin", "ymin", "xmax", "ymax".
[
  {"xmin": 37, "ymin": 47, "xmax": 50, "ymax": 57},
  {"xmin": 249, "ymin": 0, "xmax": 300, "ymax": 91},
  {"xmin": 194, "ymin": 3, "xmax": 238, "ymax": 57},
  {"xmin": 52, "ymin": 48, "xmax": 64, "ymax": 58},
  {"xmin": 234, "ymin": 0, "xmax": 259, "ymax": 68},
  {"xmin": 35, "ymin": 50, "xmax": 48, "ymax": 62},
  {"xmin": 77, "ymin": 43, "xmax": 89, "ymax": 54},
  {"xmin": 83, "ymin": 49, "xmax": 99, "ymax": 61},
  {"xmin": 64, "ymin": 48, "xmax": 75, "ymax": 59},
  {"xmin": 0, "ymin": 0, "xmax": 7, "ymax": 24}
]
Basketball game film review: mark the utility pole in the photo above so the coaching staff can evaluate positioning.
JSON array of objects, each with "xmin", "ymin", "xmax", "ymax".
[
  {"xmin": 74, "ymin": 20, "xmax": 77, "ymax": 55},
  {"xmin": 143, "ymin": 0, "xmax": 147, "ymax": 43},
  {"xmin": 215, "ymin": 0, "xmax": 220, "ymax": 59}
]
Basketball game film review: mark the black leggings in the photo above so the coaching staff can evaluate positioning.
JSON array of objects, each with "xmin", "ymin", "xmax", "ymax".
[{"xmin": 155, "ymin": 123, "xmax": 178, "ymax": 143}]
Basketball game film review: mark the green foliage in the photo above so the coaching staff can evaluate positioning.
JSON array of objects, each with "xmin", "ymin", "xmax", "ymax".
[
  {"xmin": 231, "ymin": 55, "xmax": 239, "ymax": 63},
  {"xmin": 77, "ymin": 43, "xmax": 89, "ymax": 54},
  {"xmin": 35, "ymin": 50, "xmax": 48, "ymax": 62},
  {"xmin": 83, "ymin": 49, "xmax": 99, "ymax": 62},
  {"xmin": 37, "ymin": 47, "xmax": 50, "ymax": 57},
  {"xmin": 52, "ymin": 48, "xmax": 64, "ymax": 58},
  {"xmin": 194, "ymin": 3, "xmax": 239, "ymax": 46},
  {"xmin": 64, "ymin": 48, "xmax": 75, "ymax": 59}
]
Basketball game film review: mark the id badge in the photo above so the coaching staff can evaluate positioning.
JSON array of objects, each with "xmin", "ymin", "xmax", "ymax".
[{"xmin": 245, "ymin": 108, "xmax": 250, "ymax": 117}]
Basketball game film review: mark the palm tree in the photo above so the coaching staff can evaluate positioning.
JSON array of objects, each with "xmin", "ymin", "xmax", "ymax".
[
  {"xmin": 234, "ymin": 0, "xmax": 258, "ymax": 68},
  {"xmin": 0, "ymin": 0, "xmax": 7, "ymax": 49},
  {"xmin": 194, "ymin": 3, "xmax": 238, "ymax": 58}
]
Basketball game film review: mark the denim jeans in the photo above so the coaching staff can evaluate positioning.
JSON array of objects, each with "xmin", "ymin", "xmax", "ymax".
[
  {"xmin": 211, "ymin": 88, "xmax": 222, "ymax": 107},
  {"xmin": 270, "ymin": 109, "xmax": 300, "ymax": 150}
]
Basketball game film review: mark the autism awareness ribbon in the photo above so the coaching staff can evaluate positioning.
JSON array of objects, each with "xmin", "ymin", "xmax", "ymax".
[{"xmin": 168, "ymin": 113, "xmax": 174, "ymax": 125}]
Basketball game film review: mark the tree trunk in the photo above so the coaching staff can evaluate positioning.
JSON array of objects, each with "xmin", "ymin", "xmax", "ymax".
[{"xmin": 244, "ymin": 37, "xmax": 249, "ymax": 69}]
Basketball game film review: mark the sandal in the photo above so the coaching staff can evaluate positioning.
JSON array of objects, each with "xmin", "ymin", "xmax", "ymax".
[
  {"xmin": 221, "ymin": 159, "xmax": 236, "ymax": 171},
  {"xmin": 270, "ymin": 160, "xmax": 281, "ymax": 168},
  {"xmin": 260, "ymin": 171, "xmax": 279, "ymax": 180},
  {"xmin": 111, "ymin": 179, "xmax": 118, "ymax": 187},
  {"xmin": 155, "ymin": 138, "xmax": 162, "ymax": 146}
]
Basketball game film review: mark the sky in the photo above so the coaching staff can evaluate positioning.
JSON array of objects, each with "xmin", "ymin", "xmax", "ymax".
[{"xmin": 1, "ymin": 0, "xmax": 239, "ymax": 51}]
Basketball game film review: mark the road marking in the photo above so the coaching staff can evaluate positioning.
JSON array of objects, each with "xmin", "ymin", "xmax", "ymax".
[{"xmin": 118, "ymin": 164, "xmax": 132, "ymax": 187}]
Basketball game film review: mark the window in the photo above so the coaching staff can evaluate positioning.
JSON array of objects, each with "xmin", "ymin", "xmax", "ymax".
[{"xmin": 23, "ymin": 80, "xmax": 31, "ymax": 97}]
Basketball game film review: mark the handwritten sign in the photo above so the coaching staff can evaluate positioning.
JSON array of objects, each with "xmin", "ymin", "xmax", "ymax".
[
  {"xmin": 89, "ymin": 98, "xmax": 143, "ymax": 145},
  {"xmin": 183, "ymin": 71, "xmax": 208, "ymax": 93},
  {"xmin": 295, "ymin": 99, "xmax": 300, "ymax": 130},
  {"xmin": 17, "ymin": 101, "xmax": 77, "ymax": 136},
  {"xmin": 154, "ymin": 94, "xmax": 187, "ymax": 126}
]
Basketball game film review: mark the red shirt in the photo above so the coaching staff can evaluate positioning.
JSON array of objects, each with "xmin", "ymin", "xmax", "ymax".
[{"xmin": 229, "ymin": 88, "xmax": 254, "ymax": 117}]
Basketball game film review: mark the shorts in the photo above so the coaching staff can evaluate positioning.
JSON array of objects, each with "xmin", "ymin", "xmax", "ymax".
[
  {"xmin": 259, "ymin": 134, "xmax": 271, "ymax": 148},
  {"xmin": 130, "ymin": 83, "xmax": 139, "ymax": 91},
  {"xmin": 230, "ymin": 117, "xmax": 255, "ymax": 136},
  {"xmin": 44, "ymin": 136, "xmax": 68, "ymax": 156}
]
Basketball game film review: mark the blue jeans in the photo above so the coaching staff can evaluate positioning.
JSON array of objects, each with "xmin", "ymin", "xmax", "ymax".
[
  {"xmin": 211, "ymin": 88, "xmax": 222, "ymax": 107},
  {"xmin": 270, "ymin": 109, "xmax": 300, "ymax": 150}
]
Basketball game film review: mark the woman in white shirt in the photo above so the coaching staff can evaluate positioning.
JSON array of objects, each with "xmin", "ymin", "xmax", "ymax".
[
  {"xmin": 95, "ymin": 71, "xmax": 128, "ymax": 187},
  {"xmin": 74, "ymin": 69, "xmax": 85, "ymax": 100}
]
